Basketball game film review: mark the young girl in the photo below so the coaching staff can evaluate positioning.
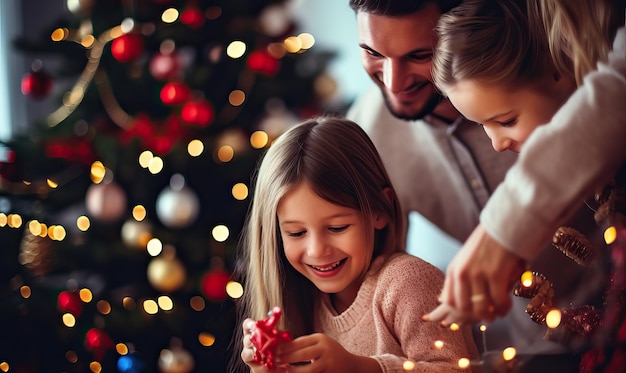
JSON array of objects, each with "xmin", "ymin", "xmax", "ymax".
[
  {"xmin": 425, "ymin": 0, "xmax": 625, "ymax": 322},
  {"xmin": 232, "ymin": 117, "xmax": 478, "ymax": 372},
  {"xmin": 424, "ymin": 0, "xmax": 625, "ymax": 369}
]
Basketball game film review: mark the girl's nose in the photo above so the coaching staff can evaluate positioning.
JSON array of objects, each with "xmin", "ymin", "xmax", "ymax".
[
  {"xmin": 491, "ymin": 135, "xmax": 513, "ymax": 152},
  {"xmin": 306, "ymin": 234, "xmax": 330, "ymax": 258}
]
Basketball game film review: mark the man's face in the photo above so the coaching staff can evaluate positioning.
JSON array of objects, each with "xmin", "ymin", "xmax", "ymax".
[{"xmin": 356, "ymin": 3, "xmax": 444, "ymax": 120}]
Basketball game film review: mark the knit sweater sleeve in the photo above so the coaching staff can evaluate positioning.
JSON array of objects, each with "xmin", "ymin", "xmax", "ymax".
[
  {"xmin": 480, "ymin": 21, "xmax": 626, "ymax": 261},
  {"xmin": 372, "ymin": 254, "xmax": 479, "ymax": 372}
]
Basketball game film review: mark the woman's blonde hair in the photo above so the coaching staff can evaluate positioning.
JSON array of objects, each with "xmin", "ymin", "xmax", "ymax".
[
  {"xmin": 433, "ymin": 0, "xmax": 623, "ymax": 94},
  {"xmin": 528, "ymin": 0, "xmax": 622, "ymax": 85},
  {"xmin": 230, "ymin": 117, "xmax": 404, "ymax": 371},
  {"xmin": 432, "ymin": 0, "xmax": 553, "ymax": 95}
]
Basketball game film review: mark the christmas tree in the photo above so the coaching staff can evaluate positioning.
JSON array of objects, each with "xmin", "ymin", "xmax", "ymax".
[{"xmin": 0, "ymin": 1, "xmax": 340, "ymax": 371}]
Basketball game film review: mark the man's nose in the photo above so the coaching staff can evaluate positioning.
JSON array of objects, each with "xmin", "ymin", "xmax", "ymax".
[{"xmin": 382, "ymin": 59, "xmax": 409, "ymax": 93}]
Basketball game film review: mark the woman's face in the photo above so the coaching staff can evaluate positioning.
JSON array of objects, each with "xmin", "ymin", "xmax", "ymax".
[
  {"xmin": 277, "ymin": 182, "xmax": 387, "ymax": 309},
  {"xmin": 446, "ymin": 78, "xmax": 573, "ymax": 153}
]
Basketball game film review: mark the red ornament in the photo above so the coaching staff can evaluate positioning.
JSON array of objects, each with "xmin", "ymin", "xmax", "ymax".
[
  {"xmin": 201, "ymin": 268, "xmax": 230, "ymax": 301},
  {"xmin": 181, "ymin": 99, "xmax": 214, "ymax": 127},
  {"xmin": 111, "ymin": 33, "xmax": 145, "ymax": 63},
  {"xmin": 180, "ymin": 6, "xmax": 205, "ymax": 29},
  {"xmin": 57, "ymin": 290, "xmax": 83, "ymax": 316},
  {"xmin": 247, "ymin": 50, "xmax": 280, "ymax": 76},
  {"xmin": 250, "ymin": 306, "xmax": 292, "ymax": 370},
  {"xmin": 160, "ymin": 82, "xmax": 191, "ymax": 105},
  {"xmin": 21, "ymin": 67, "xmax": 53, "ymax": 99},
  {"xmin": 84, "ymin": 327, "xmax": 114, "ymax": 360}
]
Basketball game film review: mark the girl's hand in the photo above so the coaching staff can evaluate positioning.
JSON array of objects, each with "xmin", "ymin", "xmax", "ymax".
[
  {"xmin": 275, "ymin": 333, "xmax": 381, "ymax": 373},
  {"xmin": 241, "ymin": 318, "xmax": 289, "ymax": 373}
]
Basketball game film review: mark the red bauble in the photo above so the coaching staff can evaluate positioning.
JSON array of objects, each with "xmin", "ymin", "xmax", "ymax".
[
  {"xmin": 21, "ymin": 68, "xmax": 53, "ymax": 99},
  {"xmin": 201, "ymin": 269, "xmax": 230, "ymax": 301},
  {"xmin": 247, "ymin": 50, "xmax": 280, "ymax": 76},
  {"xmin": 84, "ymin": 327, "xmax": 114, "ymax": 360},
  {"xmin": 111, "ymin": 33, "xmax": 145, "ymax": 63},
  {"xmin": 180, "ymin": 6, "xmax": 204, "ymax": 29},
  {"xmin": 149, "ymin": 52, "xmax": 180, "ymax": 81},
  {"xmin": 181, "ymin": 99, "xmax": 214, "ymax": 127},
  {"xmin": 57, "ymin": 290, "xmax": 83, "ymax": 316},
  {"xmin": 160, "ymin": 82, "xmax": 191, "ymax": 105}
]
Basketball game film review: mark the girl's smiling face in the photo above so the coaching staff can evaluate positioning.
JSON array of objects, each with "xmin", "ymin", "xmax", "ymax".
[
  {"xmin": 277, "ymin": 182, "xmax": 387, "ymax": 310},
  {"xmin": 446, "ymin": 78, "xmax": 573, "ymax": 153}
]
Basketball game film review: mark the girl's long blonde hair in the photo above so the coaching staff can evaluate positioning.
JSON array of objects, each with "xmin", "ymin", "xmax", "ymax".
[
  {"xmin": 230, "ymin": 117, "xmax": 404, "ymax": 372},
  {"xmin": 528, "ymin": 0, "xmax": 622, "ymax": 85}
]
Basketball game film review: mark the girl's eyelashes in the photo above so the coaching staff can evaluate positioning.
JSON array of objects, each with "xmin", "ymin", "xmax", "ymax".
[
  {"xmin": 286, "ymin": 230, "xmax": 305, "ymax": 237},
  {"xmin": 329, "ymin": 225, "xmax": 349, "ymax": 233},
  {"xmin": 497, "ymin": 118, "xmax": 517, "ymax": 127}
]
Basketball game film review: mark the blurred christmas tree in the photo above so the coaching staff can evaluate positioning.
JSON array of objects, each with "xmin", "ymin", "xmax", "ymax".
[{"xmin": 0, "ymin": 0, "xmax": 340, "ymax": 371}]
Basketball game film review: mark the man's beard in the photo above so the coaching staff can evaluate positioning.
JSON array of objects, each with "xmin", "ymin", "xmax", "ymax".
[{"xmin": 382, "ymin": 90, "xmax": 444, "ymax": 121}]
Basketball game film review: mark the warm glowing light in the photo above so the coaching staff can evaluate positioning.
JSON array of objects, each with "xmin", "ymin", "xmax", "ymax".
[
  {"xmin": 51, "ymin": 28, "xmax": 68, "ymax": 41},
  {"xmin": 229, "ymin": 90, "xmax": 245, "ymax": 106},
  {"xmin": 198, "ymin": 332, "xmax": 216, "ymax": 346},
  {"xmin": 433, "ymin": 340, "xmax": 444, "ymax": 350},
  {"xmin": 0, "ymin": 362, "xmax": 8, "ymax": 372},
  {"xmin": 217, "ymin": 145, "xmax": 234, "ymax": 162},
  {"xmin": 62, "ymin": 313, "xmax": 76, "ymax": 327},
  {"xmin": 116, "ymin": 343, "xmax": 129, "ymax": 355},
  {"xmin": 212, "ymin": 225, "xmax": 229, "ymax": 242},
  {"xmin": 402, "ymin": 360, "xmax": 415, "ymax": 370},
  {"xmin": 139, "ymin": 150, "xmax": 154, "ymax": 168},
  {"xmin": 89, "ymin": 361, "xmax": 102, "ymax": 372},
  {"xmin": 50, "ymin": 225, "xmax": 67, "ymax": 241},
  {"xmin": 604, "ymin": 226, "xmax": 617, "ymax": 245},
  {"xmin": 298, "ymin": 33, "xmax": 315, "ymax": 49},
  {"xmin": 457, "ymin": 358, "xmax": 470, "ymax": 369},
  {"xmin": 0, "ymin": 213, "xmax": 6, "ymax": 227},
  {"xmin": 158, "ymin": 295, "xmax": 174, "ymax": 311},
  {"xmin": 232, "ymin": 183, "xmax": 248, "ymax": 200},
  {"xmin": 81, "ymin": 35, "xmax": 95, "ymax": 48},
  {"xmin": 190, "ymin": 296, "xmax": 206, "ymax": 311},
  {"xmin": 77, "ymin": 215, "xmax": 90, "ymax": 231},
  {"xmin": 521, "ymin": 270, "xmax": 533, "ymax": 287},
  {"xmin": 79, "ymin": 288, "xmax": 93, "ymax": 303},
  {"xmin": 250, "ymin": 130, "xmax": 269, "ymax": 149},
  {"xmin": 226, "ymin": 41, "xmax": 246, "ymax": 58},
  {"xmin": 123, "ymin": 296, "xmax": 136, "ymax": 310},
  {"xmin": 97, "ymin": 300, "xmax": 111, "ymax": 315},
  {"xmin": 20, "ymin": 285, "xmax": 31, "ymax": 298},
  {"xmin": 65, "ymin": 350, "xmax": 78, "ymax": 363},
  {"xmin": 480, "ymin": 324, "xmax": 487, "ymax": 332},
  {"xmin": 226, "ymin": 281, "xmax": 244, "ymax": 299},
  {"xmin": 147, "ymin": 238, "xmax": 163, "ymax": 256},
  {"xmin": 143, "ymin": 299, "xmax": 159, "ymax": 314},
  {"xmin": 148, "ymin": 156, "xmax": 164, "ymax": 174},
  {"xmin": 29, "ymin": 220, "xmax": 42, "ymax": 235},
  {"xmin": 283, "ymin": 36, "xmax": 302, "ymax": 53},
  {"xmin": 47, "ymin": 179, "xmax": 59, "ymax": 188},
  {"xmin": 162, "ymin": 8, "xmax": 179, "ymax": 23},
  {"xmin": 91, "ymin": 161, "xmax": 106, "ymax": 183},
  {"xmin": 132, "ymin": 205, "xmax": 147, "ymax": 221},
  {"xmin": 188, "ymin": 139, "xmax": 204, "ymax": 157},
  {"xmin": 449, "ymin": 323, "xmax": 460, "ymax": 331},
  {"xmin": 502, "ymin": 347, "xmax": 516, "ymax": 361},
  {"xmin": 8, "ymin": 214, "xmax": 23, "ymax": 228},
  {"xmin": 546, "ymin": 309, "xmax": 562, "ymax": 328}
]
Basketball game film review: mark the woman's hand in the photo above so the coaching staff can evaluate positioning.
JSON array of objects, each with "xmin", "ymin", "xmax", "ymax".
[
  {"xmin": 275, "ymin": 333, "xmax": 381, "ymax": 373},
  {"xmin": 423, "ymin": 223, "xmax": 525, "ymax": 325}
]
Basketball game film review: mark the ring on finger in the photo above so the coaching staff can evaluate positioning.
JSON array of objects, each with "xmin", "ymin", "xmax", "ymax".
[{"xmin": 470, "ymin": 293, "xmax": 486, "ymax": 302}]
